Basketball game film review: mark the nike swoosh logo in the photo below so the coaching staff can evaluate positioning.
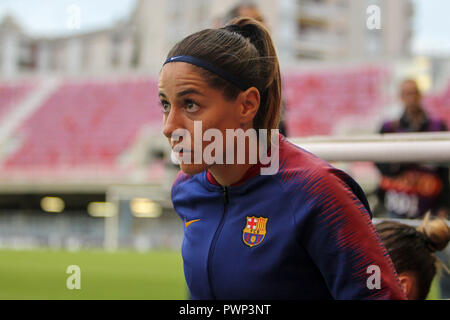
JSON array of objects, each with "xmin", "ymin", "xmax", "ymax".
[{"xmin": 185, "ymin": 219, "xmax": 200, "ymax": 228}]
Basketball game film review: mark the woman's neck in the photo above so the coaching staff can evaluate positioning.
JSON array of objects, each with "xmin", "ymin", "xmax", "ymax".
[
  {"xmin": 207, "ymin": 129, "xmax": 272, "ymax": 186},
  {"xmin": 208, "ymin": 163, "xmax": 254, "ymax": 187}
]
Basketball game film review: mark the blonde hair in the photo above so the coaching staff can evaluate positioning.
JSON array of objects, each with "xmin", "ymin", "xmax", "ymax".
[
  {"xmin": 416, "ymin": 213, "xmax": 450, "ymax": 252},
  {"xmin": 416, "ymin": 213, "xmax": 450, "ymax": 276},
  {"xmin": 375, "ymin": 213, "xmax": 450, "ymax": 299}
]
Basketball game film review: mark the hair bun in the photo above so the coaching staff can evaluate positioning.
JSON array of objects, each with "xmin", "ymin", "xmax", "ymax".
[
  {"xmin": 223, "ymin": 19, "xmax": 259, "ymax": 40},
  {"xmin": 237, "ymin": 23, "xmax": 260, "ymax": 41},
  {"xmin": 226, "ymin": 17, "xmax": 269, "ymax": 58},
  {"xmin": 416, "ymin": 213, "xmax": 450, "ymax": 252}
]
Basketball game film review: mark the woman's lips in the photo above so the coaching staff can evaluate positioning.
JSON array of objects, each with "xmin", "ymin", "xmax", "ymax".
[{"xmin": 173, "ymin": 149, "xmax": 191, "ymax": 157}]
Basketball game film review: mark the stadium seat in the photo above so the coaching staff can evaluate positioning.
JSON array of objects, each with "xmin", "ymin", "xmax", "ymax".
[
  {"xmin": 4, "ymin": 78, "xmax": 162, "ymax": 169},
  {"xmin": 0, "ymin": 81, "xmax": 35, "ymax": 122},
  {"xmin": 283, "ymin": 66, "xmax": 389, "ymax": 137}
]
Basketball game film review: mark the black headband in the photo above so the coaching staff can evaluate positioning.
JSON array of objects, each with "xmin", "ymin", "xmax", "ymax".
[{"xmin": 163, "ymin": 55, "xmax": 251, "ymax": 91}]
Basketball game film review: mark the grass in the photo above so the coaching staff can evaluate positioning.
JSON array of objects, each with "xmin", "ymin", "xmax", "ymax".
[
  {"xmin": 0, "ymin": 248, "xmax": 187, "ymax": 300},
  {"xmin": 0, "ymin": 248, "xmax": 443, "ymax": 300},
  {"xmin": 426, "ymin": 275, "xmax": 441, "ymax": 300}
]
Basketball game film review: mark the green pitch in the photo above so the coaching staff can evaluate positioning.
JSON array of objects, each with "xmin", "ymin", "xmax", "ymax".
[
  {"xmin": 0, "ymin": 249, "xmax": 187, "ymax": 300},
  {"xmin": 0, "ymin": 248, "xmax": 442, "ymax": 300}
]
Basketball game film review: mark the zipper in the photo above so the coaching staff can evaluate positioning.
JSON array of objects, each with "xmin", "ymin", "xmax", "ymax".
[
  {"xmin": 222, "ymin": 185, "xmax": 229, "ymax": 204},
  {"xmin": 207, "ymin": 186, "xmax": 229, "ymax": 299}
]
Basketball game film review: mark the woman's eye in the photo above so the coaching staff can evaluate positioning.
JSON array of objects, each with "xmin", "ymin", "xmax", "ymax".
[
  {"xmin": 160, "ymin": 100, "xmax": 170, "ymax": 113},
  {"xmin": 185, "ymin": 100, "xmax": 200, "ymax": 113}
]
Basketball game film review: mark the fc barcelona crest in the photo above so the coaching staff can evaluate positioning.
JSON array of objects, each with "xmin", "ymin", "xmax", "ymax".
[{"xmin": 243, "ymin": 216, "xmax": 268, "ymax": 247}]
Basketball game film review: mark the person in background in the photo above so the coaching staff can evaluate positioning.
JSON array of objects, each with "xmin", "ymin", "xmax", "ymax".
[
  {"xmin": 222, "ymin": 1, "xmax": 288, "ymax": 137},
  {"xmin": 222, "ymin": 1, "xmax": 265, "ymax": 25},
  {"xmin": 375, "ymin": 79, "xmax": 450, "ymax": 220},
  {"xmin": 375, "ymin": 214, "xmax": 450, "ymax": 299}
]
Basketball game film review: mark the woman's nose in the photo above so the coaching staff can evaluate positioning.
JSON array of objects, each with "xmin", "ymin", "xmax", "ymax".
[{"xmin": 162, "ymin": 108, "xmax": 182, "ymax": 140}]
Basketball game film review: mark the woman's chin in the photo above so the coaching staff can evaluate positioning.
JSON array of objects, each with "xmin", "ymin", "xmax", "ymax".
[{"xmin": 179, "ymin": 162, "xmax": 208, "ymax": 175}]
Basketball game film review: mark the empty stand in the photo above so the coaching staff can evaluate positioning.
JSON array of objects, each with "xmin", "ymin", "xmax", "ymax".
[
  {"xmin": 0, "ymin": 81, "xmax": 35, "ymax": 122},
  {"xmin": 283, "ymin": 66, "xmax": 389, "ymax": 137},
  {"xmin": 4, "ymin": 68, "xmax": 446, "ymax": 175},
  {"xmin": 4, "ymin": 78, "xmax": 162, "ymax": 169}
]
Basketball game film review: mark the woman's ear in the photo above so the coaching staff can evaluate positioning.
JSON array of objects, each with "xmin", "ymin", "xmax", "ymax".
[
  {"xmin": 398, "ymin": 272, "xmax": 415, "ymax": 299},
  {"xmin": 237, "ymin": 87, "xmax": 260, "ymax": 126}
]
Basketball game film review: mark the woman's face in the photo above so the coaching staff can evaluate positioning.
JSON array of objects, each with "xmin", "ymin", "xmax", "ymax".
[{"xmin": 158, "ymin": 62, "xmax": 243, "ymax": 175}]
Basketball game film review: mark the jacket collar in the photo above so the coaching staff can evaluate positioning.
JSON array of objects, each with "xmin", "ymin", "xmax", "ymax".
[{"xmin": 205, "ymin": 133, "xmax": 281, "ymax": 188}]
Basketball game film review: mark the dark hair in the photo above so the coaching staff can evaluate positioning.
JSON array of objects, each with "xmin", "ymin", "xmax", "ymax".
[
  {"xmin": 165, "ymin": 17, "xmax": 281, "ymax": 142},
  {"xmin": 375, "ymin": 214, "xmax": 450, "ymax": 299}
]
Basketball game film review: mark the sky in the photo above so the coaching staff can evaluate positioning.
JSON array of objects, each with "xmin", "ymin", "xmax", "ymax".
[
  {"xmin": 0, "ymin": 0, "xmax": 449, "ymax": 56},
  {"xmin": 0, "ymin": 0, "xmax": 137, "ymax": 36},
  {"xmin": 411, "ymin": 0, "xmax": 450, "ymax": 55}
]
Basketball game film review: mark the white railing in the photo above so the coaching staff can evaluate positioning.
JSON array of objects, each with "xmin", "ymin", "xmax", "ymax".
[{"xmin": 289, "ymin": 132, "xmax": 450, "ymax": 163}]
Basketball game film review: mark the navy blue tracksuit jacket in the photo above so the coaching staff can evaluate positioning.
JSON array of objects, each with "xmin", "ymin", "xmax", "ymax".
[{"xmin": 171, "ymin": 134, "xmax": 406, "ymax": 300}]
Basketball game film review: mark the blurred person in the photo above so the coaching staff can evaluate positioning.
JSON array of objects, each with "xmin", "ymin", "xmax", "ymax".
[
  {"xmin": 375, "ymin": 79, "xmax": 450, "ymax": 220},
  {"xmin": 375, "ymin": 214, "xmax": 450, "ymax": 299},
  {"xmin": 222, "ymin": 1, "xmax": 289, "ymax": 137},
  {"xmin": 159, "ymin": 17, "xmax": 406, "ymax": 299},
  {"xmin": 222, "ymin": 1, "xmax": 265, "ymax": 25}
]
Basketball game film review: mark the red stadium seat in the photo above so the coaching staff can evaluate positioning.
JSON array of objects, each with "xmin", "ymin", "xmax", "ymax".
[
  {"xmin": 0, "ymin": 81, "xmax": 35, "ymax": 122},
  {"xmin": 3, "ymin": 70, "xmax": 447, "ymax": 175},
  {"xmin": 4, "ymin": 78, "xmax": 162, "ymax": 170},
  {"xmin": 283, "ymin": 66, "xmax": 389, "ymax": 137}
]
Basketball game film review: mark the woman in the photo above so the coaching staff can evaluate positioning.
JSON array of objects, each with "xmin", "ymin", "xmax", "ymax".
[
  {"xmin": 159, "ymin": 17, "xmax": 406, "ymax": 299},
  {"xmin": 375, "ymin": 214, "xmax": 450, "ymax": 299}
]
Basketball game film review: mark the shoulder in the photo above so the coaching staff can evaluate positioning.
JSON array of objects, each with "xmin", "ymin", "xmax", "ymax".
[
  {"xmin": 170, "ymin": 170, "xmax": 208, "ymax": 211},
  {"xmin": 277, "ymin": 136, "xmax": 349, "ymax": 184},
  {"xmin": 277, "ymin": 135, "xmax": 338, "ymax": 183},
  {"xmin": 276, "ymin": 136, "xmax": 371, "ymax": 214},
  {"xmin": 276, "ymin": 137, "xmax": 328, "ymax": 190},
  {"xmin": 173, "ymin": 170, "xmax": 190, "ymax": 184},
  {"xmin": 171, "ymin": 170, "xmax": 193, "ymax": 193}
]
